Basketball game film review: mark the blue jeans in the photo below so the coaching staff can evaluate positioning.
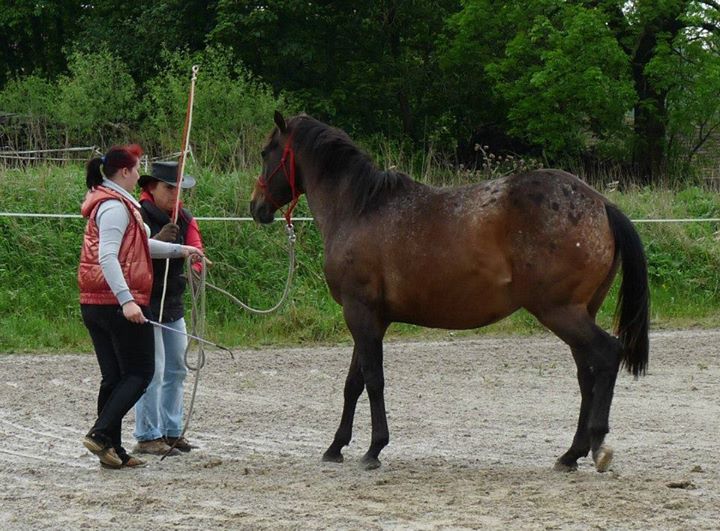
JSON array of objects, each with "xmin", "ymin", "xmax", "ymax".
[{"xmin": 134, "ymin": 318, "xmax": 188, "ymax": 441}]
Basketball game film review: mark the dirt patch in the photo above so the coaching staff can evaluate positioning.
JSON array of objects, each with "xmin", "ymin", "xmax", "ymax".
[{"xmin": 1, "ymin": 330, "xmax": 718, "ymax": 529}]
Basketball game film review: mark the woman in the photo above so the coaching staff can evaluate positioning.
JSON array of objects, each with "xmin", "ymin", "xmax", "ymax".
[
  {"xmin": 133, "ymin": 161, "xmax": 209, "ymax": 455},
  {"xmin": 78, "ymin": 145, "xmax": 203, "ymax": 469}
]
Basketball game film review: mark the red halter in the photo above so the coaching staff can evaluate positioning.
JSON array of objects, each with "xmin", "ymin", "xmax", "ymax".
[{"xmin": 257, "ymin": 133, "xmax": 301, "ymax": 226}]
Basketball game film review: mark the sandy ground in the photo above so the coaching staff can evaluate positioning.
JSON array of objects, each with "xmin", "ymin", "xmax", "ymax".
[{"xmin": 0, "ymin": 329, "xmax": 718, "ymax": 530}]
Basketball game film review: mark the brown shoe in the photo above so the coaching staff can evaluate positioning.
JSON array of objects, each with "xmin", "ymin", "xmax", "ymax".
[
  {"xmin": 165, "ymin": 436, "xmax": 198, "ymax": 453},
  {"xmin": 133, "ymin": 438, "xmax": 180, "ymax": 456},
  {"xmin": 123, "ymin": 455, "xmax": 147, "ymax": 468},
  {"xmin": 83, "ymin": 435, "xmax": 123, "ymax": 468},
  {"xmin": 100, "ymin": 454, "xmax": 147, "ymax": 469}
]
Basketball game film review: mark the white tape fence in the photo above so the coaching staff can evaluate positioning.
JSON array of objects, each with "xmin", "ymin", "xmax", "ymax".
[{"xmin": 0, "ymin": 211, "xmax": 717, "ymax": 224}]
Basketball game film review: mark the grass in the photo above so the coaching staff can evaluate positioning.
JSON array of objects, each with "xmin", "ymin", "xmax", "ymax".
[{"xmin": 2, "ymin": 163, "xmax": 720, "ymax": 353}]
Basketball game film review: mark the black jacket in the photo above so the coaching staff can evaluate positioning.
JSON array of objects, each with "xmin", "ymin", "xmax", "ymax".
[{"xmin": 140, "ymin": 200, "xmax": 193, "ymax": 323}]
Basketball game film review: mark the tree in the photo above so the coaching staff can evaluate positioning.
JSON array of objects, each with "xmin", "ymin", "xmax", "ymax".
[
  {"xmin": 650, "ymin": 1, "xmax": 720, "ymax": 178},
  {"xmin": 588, "ymin": 0, "xmax": 690, "ymax": 182},
  {"xmin": 73, "ymin": 0, "xmax": 218, "ymax": 82},
  {"xmin": 444, "ymin": 0, "xmax": 720, "ymax": 183},
  {"xmin": 0, "ymin": 0, "xmax": 84, "ymax": 85},
  {"xmin": 210, "ymin": 0, "xmax": 460, "ymax": 142},
  {"xmin": 444, "ymin": 0, "xmax": 635, "ymax": 167}
]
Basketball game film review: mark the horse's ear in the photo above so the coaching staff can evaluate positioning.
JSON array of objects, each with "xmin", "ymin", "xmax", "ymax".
[{"xmin": 274, "ymin": 111, "xmax": 287, "ymax": 133}]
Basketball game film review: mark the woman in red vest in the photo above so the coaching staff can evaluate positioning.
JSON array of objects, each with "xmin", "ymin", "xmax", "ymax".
[{"xmin": 78, "ymin": 144, "xmax": 203, "ymax": 469}]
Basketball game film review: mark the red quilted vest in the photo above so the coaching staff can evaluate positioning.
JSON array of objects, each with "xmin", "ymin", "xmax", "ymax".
[{"xmin": 78, "ymin": 186, "xmax": 153, "ymax": 305}]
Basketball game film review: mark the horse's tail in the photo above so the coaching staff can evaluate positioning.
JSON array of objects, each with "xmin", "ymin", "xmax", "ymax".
[{"xmin": 605, "ymin": 203, "xmax": 649, "ymax": 377}]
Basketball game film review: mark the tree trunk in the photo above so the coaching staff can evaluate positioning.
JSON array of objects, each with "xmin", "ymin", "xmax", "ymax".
[{"xmin": 628, "ymin": 1, "xmax": 689, "ymax": 185}]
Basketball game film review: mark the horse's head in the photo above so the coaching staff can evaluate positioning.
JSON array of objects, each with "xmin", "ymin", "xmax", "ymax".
[{"xmin": 250, "ymin": 111, "xmax": 302, "ymax": 225}]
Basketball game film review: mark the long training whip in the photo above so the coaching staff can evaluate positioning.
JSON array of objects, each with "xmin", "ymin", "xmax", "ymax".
[
  {"xmin": 158, "ymin": 64, "xmax": 199, "ymax": 323},
  {"xmin": 154, "ymin": 65, "xmax": 200, "ymax": 458}
]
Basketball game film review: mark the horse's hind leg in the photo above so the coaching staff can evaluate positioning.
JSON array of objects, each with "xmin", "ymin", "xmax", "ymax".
[
  {"xmin": 554, "ymin": 348, "xmax": 593, "ymax": 471},
  {"xmin": 322, "ymin": 349, "xmax": 364, "ymax": 463},
  {"xmin": 534, "ymin": 306, "xmax": 622, "ymax": 472}
]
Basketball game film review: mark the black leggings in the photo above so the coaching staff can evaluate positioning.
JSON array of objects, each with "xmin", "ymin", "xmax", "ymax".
[{"xmin": 81, "ymin": 304, "xmax": 155, "ymax": 450}]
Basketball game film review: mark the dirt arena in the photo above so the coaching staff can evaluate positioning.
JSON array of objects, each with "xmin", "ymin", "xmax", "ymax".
[{"xmin": 1, "ymin": 329, "xmax": 718, "ymax": 529}]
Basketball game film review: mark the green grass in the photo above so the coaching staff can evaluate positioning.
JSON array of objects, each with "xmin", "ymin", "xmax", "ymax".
[{"xmin": 2, "ymin": 164, "xmax": 720, "ymax": 352}]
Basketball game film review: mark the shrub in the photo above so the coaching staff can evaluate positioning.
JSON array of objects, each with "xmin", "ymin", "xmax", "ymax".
[
  {"xmin": 0, "ymin": 75, "xmax": 61, "ymax": 149},
  {"xmin": 54, "ymin": 50, "xmax": 139, "ymax": 146},
  {"xmin": 141, "ymin": 46, "xmax": 291, "ymax": 169}
]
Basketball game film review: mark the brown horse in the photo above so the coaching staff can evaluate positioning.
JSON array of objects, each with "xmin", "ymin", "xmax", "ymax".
[{"xmin": 250, "ymin": 112, "xmax": 649, "ymax": 473}]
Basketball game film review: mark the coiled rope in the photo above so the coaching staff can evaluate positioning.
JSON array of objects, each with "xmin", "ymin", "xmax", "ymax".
[{"xmin": 160, "ymin": 225, "xmax": 295, "ymax": 459}]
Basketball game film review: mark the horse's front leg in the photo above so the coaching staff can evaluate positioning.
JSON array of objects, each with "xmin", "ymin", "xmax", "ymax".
[
  {"xmin": 322, "ymin": 349, "xmax": 364, "ymax": 463},
  {"xmin": 359, "ymin": 334, "xmax": 388, "ymax": 470},
  {"xmin": 325, "ymin": 300, "xmax": 389, "ymax": 470}
]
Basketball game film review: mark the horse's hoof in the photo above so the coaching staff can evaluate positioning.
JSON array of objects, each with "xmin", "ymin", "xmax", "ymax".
[
  {"xmin": 553, "ymin": 459, "xmax": 578, "ymax": 473},
  {"xmin": 360, "ymin": 454, "xmax": 381, "ymax": 470},
  {"xmin": 593, "ymin": 445, "xmax": 614, "ymax": 473},
  {"xmin": 322, "ymin": 450, "xmax": 344, "ymax": 463}
]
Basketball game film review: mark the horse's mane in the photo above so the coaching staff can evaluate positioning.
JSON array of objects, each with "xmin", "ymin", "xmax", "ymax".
[{"xmin": 289, "ymin": 115, "xmax": 412, "ymax": 215}]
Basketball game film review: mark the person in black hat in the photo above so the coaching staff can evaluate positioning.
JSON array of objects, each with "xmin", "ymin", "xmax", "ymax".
[
  {"xmin": 79, "ymin": 150, "xmax": 204, "ymax": 470},
  {"xmin": 133, "ymin": 161, "xmax": 209, "ymax": 455}
]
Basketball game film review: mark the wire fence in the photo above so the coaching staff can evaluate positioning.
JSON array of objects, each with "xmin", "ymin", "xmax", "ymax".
[
  {"xmin": 2, "ymin": 146, "xmax": 720, "ymax": 225},
  {"xmin": 0, "ymin": 212, "xmax": 314, "ymax": 222},
  {"xmin": 0, "ymin": 211, "xmax": 717, "ymax": 224},
  {"xmin": 0, "ymin": 146, "xmax": 191, "ymax": 169}
]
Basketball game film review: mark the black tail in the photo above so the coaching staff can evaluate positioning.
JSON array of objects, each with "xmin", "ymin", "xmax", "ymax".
[{"xmin": 605, "ymin": 203, "xmax": 649, "ymax": 377}]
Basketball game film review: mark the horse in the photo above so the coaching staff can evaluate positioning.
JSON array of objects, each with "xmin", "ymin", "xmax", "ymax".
[{"xmin": 250, "ymin": 111, "xmax": 649, "ymax": 473}]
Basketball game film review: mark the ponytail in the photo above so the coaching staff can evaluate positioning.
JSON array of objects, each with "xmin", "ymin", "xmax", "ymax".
[
  {"xmin": 86, "ymin": 158, "xmax": 104, "ymax": 189},
  {"xmin": 85, "ymin": 144, "xmax": 144, "ymax": 190}
]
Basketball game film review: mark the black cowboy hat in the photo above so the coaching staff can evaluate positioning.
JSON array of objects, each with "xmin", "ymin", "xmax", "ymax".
[{"xmin": 138, "ymin": 161, "xmax": 196, "ymax": 189}]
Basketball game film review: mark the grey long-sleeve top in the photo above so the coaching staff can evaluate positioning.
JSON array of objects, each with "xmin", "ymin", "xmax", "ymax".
[{"xmin": 96, "ymin": 179, "xmax": 185, "ymax": 306}]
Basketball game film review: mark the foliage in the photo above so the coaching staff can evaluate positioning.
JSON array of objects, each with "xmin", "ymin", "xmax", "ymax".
[
  {"xmin": 646, "ymin": 23, "xmax": 720, "ymax": 178},
  {"xmin": 0, "ymin": 74, "xmax": 55, "ymax": 116},
  {"xmin": 0, "ymin": 0, "xmax": 83, "ymax": 85},
  {"xmin": 0, "ymin": 47, "xmax": 289, "ymax": 168},
  {"xmin": 72, "ymin": 0, "xmax": 218, "ymax": 83},
  {"xmin": 54, "ymin": 50, "xmax": 139, "ymax": 145},
  {"xmin": 491, "ymin": 3, "xmax": 635, "ymax": 160},
  {"xmin": 4, "ymin": 2, "xmax": 720, "ymax": 183},
  {"xmin": 140, "ymin": 46, "xmax": 291, "ymax": 169},
  {"xmin": 210, "ymin": 0, "xmax": 460, "ymax": 143},
  {"xmin": 0, "ymin": 74, "xmax": 60, "ymax": 149},
  {"xmin": 444, "ymin": 1, "xmax": 637, "ymax": 164}
]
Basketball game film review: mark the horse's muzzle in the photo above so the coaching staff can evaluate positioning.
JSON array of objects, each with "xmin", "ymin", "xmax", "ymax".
[{"xmin": 250, "ymin": 199, "xmax": 275, "ymax": 224}]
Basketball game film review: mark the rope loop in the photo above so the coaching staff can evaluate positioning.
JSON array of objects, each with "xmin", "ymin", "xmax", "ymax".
[{"xmin": 204, "ymin": 227, "xmax": 296, "ymax": 314}]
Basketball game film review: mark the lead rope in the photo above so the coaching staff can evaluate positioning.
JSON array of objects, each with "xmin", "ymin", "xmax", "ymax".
[
  {"xmin": 204, "ymin": 223, "xmax": 296, "ymax": 314},
  {"xmin": 160, "ymin": 226, "xmax": 296, "ymax": 460},
  {"xmin": 161, "ymin": 254, "xmax": 209, "ymax": 460}
]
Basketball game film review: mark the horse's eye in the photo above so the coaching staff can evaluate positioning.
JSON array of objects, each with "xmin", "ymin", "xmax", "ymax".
[{"xmin": 261, "ymin": 149, "xmax": 267, "ymax": 158}]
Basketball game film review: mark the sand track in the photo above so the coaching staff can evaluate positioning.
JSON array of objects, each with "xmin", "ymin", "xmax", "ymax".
[{"xmin": 1, "ymin": 330, "xmax": 718, "ymax": 529}]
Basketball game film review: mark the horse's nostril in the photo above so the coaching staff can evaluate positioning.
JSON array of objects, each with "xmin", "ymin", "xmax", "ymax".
[{"xmin": 249, "ymin": 200, "xmax": 272, "ymax": 224}]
